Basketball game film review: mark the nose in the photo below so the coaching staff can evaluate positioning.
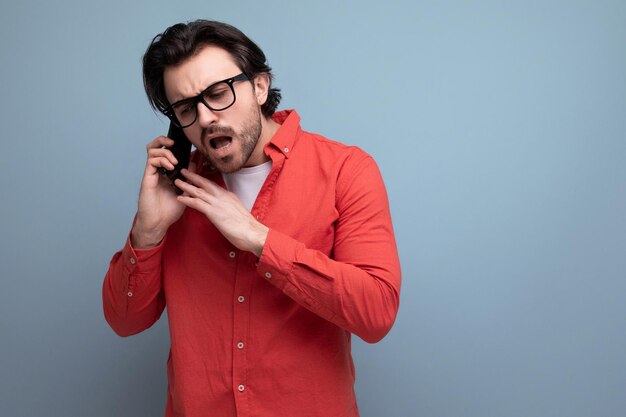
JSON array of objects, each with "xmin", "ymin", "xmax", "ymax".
[{"xmin": 196, "ymin": 101, "xmax": 219, "ymax": 127}]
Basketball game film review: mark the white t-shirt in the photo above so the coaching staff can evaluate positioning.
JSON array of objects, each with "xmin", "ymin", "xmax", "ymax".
[{"xmin": 222, "ymin": 160, "xmax": 273, "ymax": 212}]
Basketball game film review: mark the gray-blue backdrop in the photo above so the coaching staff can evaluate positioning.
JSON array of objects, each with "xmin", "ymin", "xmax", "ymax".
[{"xmin": 1, "ymin": 1, "xmax": 624, "ymax": 416}]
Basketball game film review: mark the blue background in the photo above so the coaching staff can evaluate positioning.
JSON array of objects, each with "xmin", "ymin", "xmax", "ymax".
[{"xmin": 1, "ymin": 1, "xmax": 625, "ymax": 416}]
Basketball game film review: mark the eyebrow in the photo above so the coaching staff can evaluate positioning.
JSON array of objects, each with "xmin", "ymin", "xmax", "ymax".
[{"xmin": 171, "ymin": 78, "xmax": 222, "ymax": 105}]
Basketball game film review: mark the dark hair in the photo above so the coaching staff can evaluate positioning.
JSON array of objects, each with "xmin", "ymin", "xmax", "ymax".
[{"xmin": 142, "ymin": 20, "xmax": 281, "ymax": 118}]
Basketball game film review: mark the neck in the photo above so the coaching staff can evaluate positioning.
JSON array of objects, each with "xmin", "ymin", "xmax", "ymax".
[{"xmin": 245, "ymin": 114, "xmax": 280, "ymax": 167}]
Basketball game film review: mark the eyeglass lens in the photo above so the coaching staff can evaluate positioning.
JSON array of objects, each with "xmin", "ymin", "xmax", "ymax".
[{"xmin": 171, "ymin": 81, "xmax": 235, "ymax": 127}]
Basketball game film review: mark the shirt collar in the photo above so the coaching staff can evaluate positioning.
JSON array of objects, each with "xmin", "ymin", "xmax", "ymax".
[
  {"xmin": 196, "ymin": 109, "xmax": 301, "ymax": 179},
  {"xmin": 265, "ymin": 109, "xmax": 301, "ymax": 159}
]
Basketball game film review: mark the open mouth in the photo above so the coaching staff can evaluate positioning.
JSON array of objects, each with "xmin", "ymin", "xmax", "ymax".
[{"xmin": 209, "ymin": 136, "xmax": 233, "ymax": 150}]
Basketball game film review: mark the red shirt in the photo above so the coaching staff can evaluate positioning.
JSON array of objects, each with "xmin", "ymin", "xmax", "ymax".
[{"xmin": 103, "ymin": 110, "xmax": 401, "ymax": 417}]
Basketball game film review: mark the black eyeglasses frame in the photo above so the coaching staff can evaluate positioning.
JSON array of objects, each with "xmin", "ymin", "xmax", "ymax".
[{"xmin": 162, "ymin": 73, "xmax": 250, "ymax": 128}]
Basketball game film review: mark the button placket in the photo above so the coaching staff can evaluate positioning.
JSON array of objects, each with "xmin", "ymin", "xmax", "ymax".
[{"xmin": 232, "ymin": 252, "xmax": 252, "ymax": 408}]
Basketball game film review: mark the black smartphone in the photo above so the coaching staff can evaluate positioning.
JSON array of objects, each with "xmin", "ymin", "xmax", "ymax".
[{"xmin": 159, "ymin": 122, "xmax": 192, "ymax": 194}]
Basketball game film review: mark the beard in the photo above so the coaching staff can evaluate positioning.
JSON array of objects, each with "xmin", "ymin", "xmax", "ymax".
[{"xmin": 202, "ymin": 103, "xmax": 263, "ymax": 174}]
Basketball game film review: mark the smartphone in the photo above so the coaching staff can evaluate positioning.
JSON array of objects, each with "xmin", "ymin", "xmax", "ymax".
[{"xmin": 159, "ymin": 122, "xmax": 192, "ymax": 194}]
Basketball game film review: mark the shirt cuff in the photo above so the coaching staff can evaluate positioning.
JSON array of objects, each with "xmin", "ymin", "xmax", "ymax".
[
  {"xmin": 256, "ymin": 228, "xmax": 336, "ymax": 319},
  {"xmin": 122, "ymin": 233, "xmax": 166, "ymax": 274},
  {"xmin": 256, "ymin": 228, "xmax": 298, "ymax": 289}
]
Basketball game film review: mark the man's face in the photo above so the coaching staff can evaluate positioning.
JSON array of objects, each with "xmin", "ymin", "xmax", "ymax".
[{"xmin": 163, "ymin": 45, "xmax": 265, "ymax": 173}]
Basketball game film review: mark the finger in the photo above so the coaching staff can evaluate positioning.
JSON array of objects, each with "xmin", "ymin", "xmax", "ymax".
[
  {"xmin": 176, "ymin": 194, "xmax": 212, "ymax": 215},
  {"xmin": 174, "ymin": 178, "xmax": 216, "ymax": 203},
  {"xmin": 150, "ymin": 157, "xmax": 176, "ymax": 171},
  {"xmin": 180, "ymin": 168, "xmax": 221, "ymax": 193},
  {"xmin": 146, "ymin": 135, "xmax": 175, "ymax": 151},
  {"xmin": 148, "ymin": 148, "xmax": 178, "ymax": 166},
  {"xmin": 143, "ymin": 156, "xmax": 177, "ymax": 178}
]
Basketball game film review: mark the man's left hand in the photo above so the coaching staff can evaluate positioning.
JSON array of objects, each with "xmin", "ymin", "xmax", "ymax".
[{"xmin": 175, "ymin": 168, "xmax": 268, "ymax": 257}]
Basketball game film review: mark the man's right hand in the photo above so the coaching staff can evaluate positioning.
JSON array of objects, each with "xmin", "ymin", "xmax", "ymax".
[{"xmin": 130, "ymin": 136, "xmax": 188, "ymax": 249}]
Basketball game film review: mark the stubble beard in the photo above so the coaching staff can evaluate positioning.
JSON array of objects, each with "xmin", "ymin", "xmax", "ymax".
[{"xmin": 204, "ymin": 104, "xmax": 263, "ymax": 174}]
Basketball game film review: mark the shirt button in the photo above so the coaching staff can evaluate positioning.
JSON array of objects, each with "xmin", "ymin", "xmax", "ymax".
[
  {"xmin": 127, "ymin": 292, "xmax": 133, "ymax": 297},
  {"xmin": 237, "ymin": 342, "xmax": 244, "ymax": 349},
  {"xmin": 229, "ymin": 251, "xmax": 236, "ymax": 258},
  {"xmin": 284, "ymin": 147, "xmax": 289, "ymax": 153},
  {"xmin": 129, "ymin": 257, "xmax": 136, "ymax": 265},
  {"xmin": 237, "ymin": 295, "xmax": 245, "ymax": 303},
  {"xmin": 238, "ymin": 384, "xmax": 245, "ymax": 392},
  {"xmin": 265, "ymin": 272, "xmax": 272, "ymax": 279}
]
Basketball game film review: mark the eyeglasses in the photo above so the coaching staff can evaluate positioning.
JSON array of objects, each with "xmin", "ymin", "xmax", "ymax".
[{"xmin": 163, "ymin": 73, "xmax": 250, "ymax": 128}]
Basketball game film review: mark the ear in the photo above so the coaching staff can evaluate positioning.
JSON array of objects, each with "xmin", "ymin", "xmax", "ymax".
[{"xmin": 252, "ymin": 73, "xmax": 270, "ymax": 106}]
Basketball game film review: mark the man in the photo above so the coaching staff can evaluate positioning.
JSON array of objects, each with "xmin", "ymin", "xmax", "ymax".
[{"xmin": 103, "ymin": 20, "xmax": 401, "ymax": 417}]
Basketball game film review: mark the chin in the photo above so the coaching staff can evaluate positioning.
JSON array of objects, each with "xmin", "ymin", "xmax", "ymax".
[{"xmin": 211, "ymin": 155, "xmax": 244, "ymax": 174}]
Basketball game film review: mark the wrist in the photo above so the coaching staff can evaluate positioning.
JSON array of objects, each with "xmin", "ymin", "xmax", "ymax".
[
  {"xmin": 131, "ymin": 224, "xmax": 166, "ymax": 249},
  {"xmin": 248, "ymin": 223, "xmax": 269, "ymax": 257}
]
